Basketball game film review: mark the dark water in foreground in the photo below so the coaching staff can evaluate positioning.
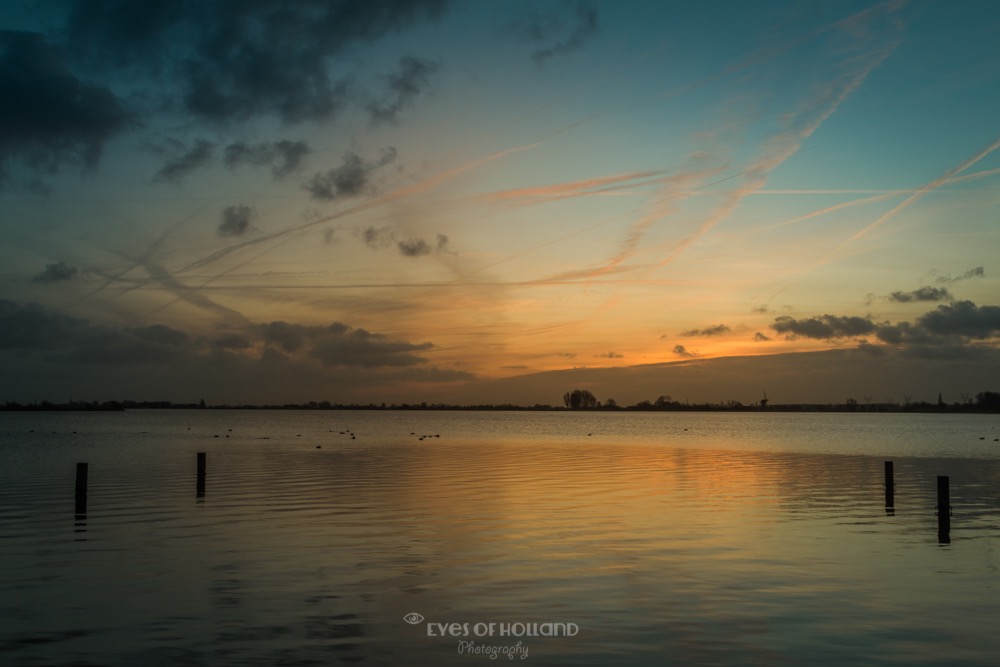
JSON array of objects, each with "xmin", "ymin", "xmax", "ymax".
[{"xmin": 1, "ymin": 410, "xmax": 999, "ymax": 666}]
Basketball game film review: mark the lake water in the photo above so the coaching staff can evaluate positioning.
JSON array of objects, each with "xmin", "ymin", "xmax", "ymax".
[{"xmin": 1, "ymin": 410, "xmax": 999, "ymax": 666}]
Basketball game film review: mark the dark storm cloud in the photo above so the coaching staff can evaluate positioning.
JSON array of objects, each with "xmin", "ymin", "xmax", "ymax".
[
  {"xmin": 33, "ymin": 261, "xmax": 79, "ymax": 283},
  {"xmin": 367, "ymin": 56, "xmax": 440, "ymax": 125},
  {"xmin": 218, "ymin": 204, "xmax": 256, "ymax": 237},
  {"xmin": 753, "ymin": 332, "xmax": 771, "ymax": 342},
  {"xmin": 512, "ymin": 1, "xmax": 599, "ymax": 65},
  {"xmin": 680, "ymin": 324, "xmax": 731, "ymax": 337},
  {"xmin": 305, "ymin": 148, "xmax": 397, "ymax": 201},
  {"xmin": 887, "ymin": 286, "xmax": 952, "ymax": 303},
  {"xmin": 64, "ymin": 0, "xmax": 451, "ymax": 124},
  {"xmin": 223, "ymin": 140, "xmax": 310, "ymax": 179},
  {"xmin": 935, "ymin": 266, "xmax": 984, "ymax": 284},
  {"xmin": 673, "ymin": 344, "xmax": 696, "ymax": 358},
  {"xmin": 917, "ymin": 301, "xmax": 1000, "ymax": 339},
  {"xmin": 771, "ymin": 314, "xmax": 876, "ymax": 339},
  {"xmin": 0, "ymin": 30, "xmax": 132, "ymax": 188},
  {"xmin": 153, "ymin": 139, "xmax": 215, "ymax": 183}
]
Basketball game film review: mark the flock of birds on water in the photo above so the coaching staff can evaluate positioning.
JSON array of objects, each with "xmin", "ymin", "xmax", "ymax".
[
  {"xmin": 200, "ymin": 426, "xmax": 445, "ymax": 447},
  {"xmin": 24, "ymin": 426, "xmax": 1000, "ymax": 444}
]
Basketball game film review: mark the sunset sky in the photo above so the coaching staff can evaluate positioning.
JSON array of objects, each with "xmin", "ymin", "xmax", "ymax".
[{"xmin": 1, "ymin": 0, "xmax": 998, "ymax": 406}]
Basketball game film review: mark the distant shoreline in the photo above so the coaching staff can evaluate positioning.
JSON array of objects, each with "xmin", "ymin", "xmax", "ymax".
[{"xmin": 3, "ymin": 399, "xmax": 999, "ymax": 414}]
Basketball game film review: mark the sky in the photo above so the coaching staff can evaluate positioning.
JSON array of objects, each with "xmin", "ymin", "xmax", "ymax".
[{"xmin": 1, "ymin": 0, "xmax": 999, "ymax": 406}]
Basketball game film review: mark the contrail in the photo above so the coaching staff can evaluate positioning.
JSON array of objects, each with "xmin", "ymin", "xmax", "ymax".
[
  {"xmin": 176, "ymin": 142, "xmax": 542, "ymax": 276},
  {"xmin": 757, "ymin": 193, "xmax": 899, "ymax": 233},
  {"xmin": 143, "ymin": 236, "xmax": 296, "ymax": 320},
  {"xmin": 475, "ymin": 169, "xmax": 665, "ymax": 206},
  {"xmin": 141, "ymin": 259, "xmax": 251, "ymax": 326},
  {"xmin": 752, "ymin": 166, "xmax": 1000, "ymax": 234},
  {"xmin": 646, "ymin": 30, "xmax": 901, "ymax": 273},
  {"xmin": 842, "ymin": 137, "xmax": 1000, "ymax": 246},
  {"xmin": 81, "ymin": 205, "xmax": 210, "ymax": 302},
  {"xmin": 765, "ymin": 136, "xmax": 1000, "ymax": 302},
  {"xmin": 102, "ymin": 247, "xmax": 251, "ymax": 326}
]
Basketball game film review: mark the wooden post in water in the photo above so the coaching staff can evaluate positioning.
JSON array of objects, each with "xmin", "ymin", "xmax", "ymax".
[
  {"xmin": 75, "ymin": 462, "xmax": 88, "ymax": 515},
  {"xmin": 937, "ymin": 475, "xmax": 950, "ymax": 544},
  {"xmin": 197, "ymin": 452, "xmax": 206, "ymax": 497},
  {"xmin": 884, "ymin": 461, "xmax": 894, "ymax": 514}
]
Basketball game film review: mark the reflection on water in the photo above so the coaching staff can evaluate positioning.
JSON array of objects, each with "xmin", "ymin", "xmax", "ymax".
[{"xmin": 0, "ymin": 410, "xmax": 999, "ymax": 665}]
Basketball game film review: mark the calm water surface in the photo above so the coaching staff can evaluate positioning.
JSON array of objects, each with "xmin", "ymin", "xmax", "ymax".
[{"xmin": 1, "ymin": 410, "xmax": 999, "ymax": 666}]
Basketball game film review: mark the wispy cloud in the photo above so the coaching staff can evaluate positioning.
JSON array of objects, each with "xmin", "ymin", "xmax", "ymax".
[
  {"xmin": 508, "ymin": 0, "xmax": 599, "ymax": 65},
  {"xmin": 224, "ymin": 140, "xmax": 310, "ymax": 180},
  {"xmin": 305, "ymin": 148, "xmax": 397, "ymax": 201},
  {"xmin": 152, "ymin": 139, "xmax": 215, "ymax": 184},
  {"xmin": 887, "ymin": 286, "xmax": 952, "ymax": 303},
  {"xmin": 935, "ymin": 266, "xmax": 985, "ymax": 284},
  {"xmin": 177, "ymin": 141, "xmax": 540, "ymax": 276},
  {"xmin": 680, "ymin": 324, "xmax": 731, "ymax": 337},
  {"xmin": 218, "ymin": 205, "xmax": 256, "ymax": 238},
  {"xmin": 33, "ymin": 261, "xmax": 79, "ymax": 283},
  {"xmin": 367, "ymin": 56, "xmax": 441, "ymax": 125}
]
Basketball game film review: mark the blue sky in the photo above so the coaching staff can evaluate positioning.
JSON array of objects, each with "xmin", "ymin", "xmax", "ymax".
[{"xmin": 1, "ymin": 0, "xmax": 998, "ymax": 405}]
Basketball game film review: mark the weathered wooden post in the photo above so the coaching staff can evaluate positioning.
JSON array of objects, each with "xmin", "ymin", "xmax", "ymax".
[
  {"xmin": 197, "ymin": 452, "xmax": 206, "ymax": 497},
  {"xmin": 884, "ymin": 461, "xmax": 894, "ymax": 513},
  {"xmin": 75, "ymin": 462, "xmax": 88, "ymax": 515},
  {"xmin": 937, "ymin": 475, "xmax": 950, "ymax": 544}
]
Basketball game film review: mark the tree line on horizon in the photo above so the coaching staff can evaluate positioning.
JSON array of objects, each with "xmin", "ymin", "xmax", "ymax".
[
  {"xmin": 2, "ymin": 391, "xmax": 999, "ymax": 413},
  {"xmin": 560, "ymin": 389, "xmax": 1000, "ymax": 413}
]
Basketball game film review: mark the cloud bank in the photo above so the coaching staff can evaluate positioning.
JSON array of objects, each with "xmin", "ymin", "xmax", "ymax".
[
  {"xmin": 0, "ymin": 299, "xmax": 470, "ymax": 403},
  {"xmin": 771, "ymin": 301, "xmax": 1000, "ymax": 353}
]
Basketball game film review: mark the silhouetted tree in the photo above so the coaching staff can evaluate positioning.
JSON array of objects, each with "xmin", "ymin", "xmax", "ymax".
[
  {"xmin": 564, "ymin": 389, "xmax": 598, "ymax": 409},
  {"xmin": 976, "ymin": 391, "xmax": 1000, "ymax": 412}
]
